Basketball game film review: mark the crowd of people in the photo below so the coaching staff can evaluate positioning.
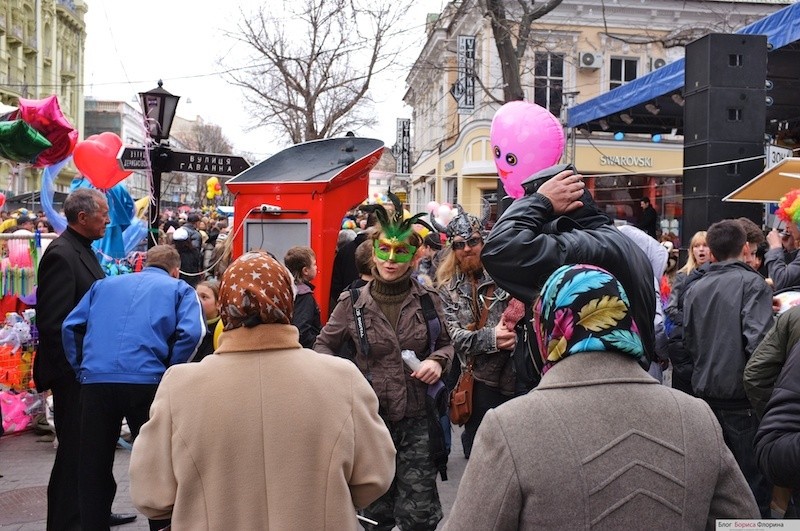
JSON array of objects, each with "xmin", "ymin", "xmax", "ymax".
[{"xmin": 18, "ymin": 164, "xmax": 800, "ymax": 529}]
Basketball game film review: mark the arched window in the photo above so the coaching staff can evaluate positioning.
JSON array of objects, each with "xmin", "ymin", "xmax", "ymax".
[{"xmin": 462, "ymin": 137, "xmax": 494, "ymax": 175}]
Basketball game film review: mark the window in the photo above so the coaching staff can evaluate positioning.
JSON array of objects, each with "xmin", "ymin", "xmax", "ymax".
[
  {"xmin": 610, "ymin": 58, "xmax": 637, "ymax": 90},
  {"xmin": 534, "ymin": 53, "xmax": 563, "ymax": 117},
  {"xmin": 444, "ymin": 177, "xmax": 457, "ymax": 205}
]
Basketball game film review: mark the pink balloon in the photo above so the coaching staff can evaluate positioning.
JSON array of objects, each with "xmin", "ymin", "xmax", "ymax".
[
  {"xmin": 490, "ymin": 101, "xmax": 565, "ymax": 199},
  {"xmin": 437, "ymin": 204, "xmax": 452, "ymax": 224},
  {"xmin": 16, "ymin": 95, "xmax": 78, "ymax": 167},
  {"xmin": 426, "ymin": 201, "xmax": 439, "ymax": 214}
]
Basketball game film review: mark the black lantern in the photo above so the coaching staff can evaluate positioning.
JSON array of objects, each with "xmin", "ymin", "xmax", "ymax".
[
  {"xmin": 138, "ymin": 80, "xmax": 180, "ymax": 143},
  {"xmin": 138, "ymin": 80, "xmax": 180, "ymax": 248}
]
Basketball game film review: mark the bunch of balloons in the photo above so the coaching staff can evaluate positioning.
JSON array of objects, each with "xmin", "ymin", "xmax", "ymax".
[
  {"xmin": 362, "ymin": 192, "xmax": 389, "ymax": 205},
  {"xmin": 426, "ymin": 201, "xmax": 456, "ymax": 228},
  {"xmin": 0, "ymin": 96, "xmax": 78, "ymax": 166},
  {"xmin": 206, "ymin": 176, "xmax": 222, "ymax": 201}
]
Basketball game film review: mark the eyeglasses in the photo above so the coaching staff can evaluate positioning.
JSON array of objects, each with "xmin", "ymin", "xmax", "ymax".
[{"xmin": 451, "ymin": 236, "xmax": 483, "ymax": 251}]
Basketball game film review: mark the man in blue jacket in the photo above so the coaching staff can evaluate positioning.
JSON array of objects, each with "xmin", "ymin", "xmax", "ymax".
[{"xmin": 63, "ymin": 244, "xmax": 205, "ymax": 530}]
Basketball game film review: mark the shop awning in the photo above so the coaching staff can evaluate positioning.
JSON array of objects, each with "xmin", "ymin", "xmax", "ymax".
[
  {"xmin": 724, "ymin": 157, "xmax": 800, "ymax": 203},
  {"xmin": 567, "ymin": 3, "xmax": 800, "ymax": 131},
  {"xmin": 6, "ymin": 190, "xmax": 68, "ymax": 208}
]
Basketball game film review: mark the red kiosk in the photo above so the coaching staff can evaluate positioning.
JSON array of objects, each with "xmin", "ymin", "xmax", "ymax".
[{"xmin": 225, "ymin": 137, "xmax": 384, "ymax": 318}]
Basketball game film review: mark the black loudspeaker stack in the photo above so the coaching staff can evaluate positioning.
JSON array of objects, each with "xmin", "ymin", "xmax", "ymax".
[{"xmin": 682, "ymin": 33, "xmax": 767, "ymax": 242}]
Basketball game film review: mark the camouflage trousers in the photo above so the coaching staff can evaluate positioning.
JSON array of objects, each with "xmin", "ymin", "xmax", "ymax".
[{"xmin": 361, "ymin": 415, "xmax": 442, "ymax": 531}]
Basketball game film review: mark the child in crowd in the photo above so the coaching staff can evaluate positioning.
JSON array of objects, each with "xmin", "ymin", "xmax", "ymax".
[
  {"xmin": 193, "ymin": 280, "xmax": 221, "ymax": 362},
  {"xmin": 284, "ymin": 246, "xmax": 321, "ymax": 349}
]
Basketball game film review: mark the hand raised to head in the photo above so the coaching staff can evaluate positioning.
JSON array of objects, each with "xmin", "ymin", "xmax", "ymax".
[{"xmin": 536, "ymin": 170, "xmax": 585, "ymax": 215}]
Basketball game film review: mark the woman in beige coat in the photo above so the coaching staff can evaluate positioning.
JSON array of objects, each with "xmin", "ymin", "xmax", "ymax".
[
  {"xmin": 129, "ymin": 251, "xmax": 395, "ymax": 530},
  {"xmin": 444, "ymin": 264, "xmax": 759, "ymax": 530}
]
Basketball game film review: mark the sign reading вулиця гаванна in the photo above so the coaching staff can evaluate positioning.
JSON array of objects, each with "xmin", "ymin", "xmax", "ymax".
[{"xmin": 118, "ymin": 146, "xmax": 250, "ymax": 176}]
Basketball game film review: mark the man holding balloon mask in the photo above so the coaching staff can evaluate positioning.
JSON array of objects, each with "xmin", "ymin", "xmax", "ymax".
[{"xmin": 481, "ymin": 101, "xmax": 657, "ymax": 373}]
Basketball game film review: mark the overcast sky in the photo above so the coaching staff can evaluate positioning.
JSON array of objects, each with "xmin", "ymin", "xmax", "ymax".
[{"xmin": 83, "ymin": 0, "xmax": 445, "ymax": 162}]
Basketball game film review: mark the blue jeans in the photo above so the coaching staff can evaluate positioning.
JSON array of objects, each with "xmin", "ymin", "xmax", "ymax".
[{"xmin": 712, "ymin": 407, "xmax": 772, "ymax": 518}]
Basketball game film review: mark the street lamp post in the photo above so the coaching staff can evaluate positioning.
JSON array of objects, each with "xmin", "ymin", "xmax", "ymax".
[{"xmin": 138, "ymin": 80, "xmax": 180, "ymax": 248}]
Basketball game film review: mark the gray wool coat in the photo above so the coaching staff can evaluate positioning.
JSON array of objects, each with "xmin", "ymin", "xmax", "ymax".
[{"xmin": 443, "ymin": 352, "xmax": 759, "ymax": 530}]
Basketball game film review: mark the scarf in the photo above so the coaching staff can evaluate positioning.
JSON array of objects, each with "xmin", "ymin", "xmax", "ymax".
[
  {"xmin": 219, "ymin": 251, "xmax": 294, "ymax": 330},
  {"xmin": 533, "ymin": 264, "xmax": 644, "ymax": 373}
]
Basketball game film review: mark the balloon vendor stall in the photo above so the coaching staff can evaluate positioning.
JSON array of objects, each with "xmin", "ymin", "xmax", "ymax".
[{"xmin": 0, "ymin": 95, "xmax": 147, "ymax": 434}]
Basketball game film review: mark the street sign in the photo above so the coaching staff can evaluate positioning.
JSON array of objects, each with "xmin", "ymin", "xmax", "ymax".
[
  {"xmin": 117, "ymin": 146, "xmax": 251, "ymax": 176},
  {"xmin": 169, "ymin": 150, "xmax": 250, "ymax": 176},
  {"xmin": 118, "ymin": 146, "xmax": 148, "ymax": 170},
  {"xmin": 767, "ymin": 144, "xmax": 793, "ymax": 169}
]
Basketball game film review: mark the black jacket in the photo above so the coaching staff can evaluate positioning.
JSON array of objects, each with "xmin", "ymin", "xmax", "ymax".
[
  {"xmin": 665, "ymin": 266, "xmax": 708, "ymax": 394},
  {"xmin": 684, "ymin": 260, "xmax": 773, "ymax": 408},
  {"xmin": 755, "ymin": 338, "xmax": 800, "ymax": 489},
  {"xmin": 328, "ymin": 232, "xmax": 369, "ymax": 313},
  {"xmin": 34, "ymin": 228, "xmax": 105, "ymax": 391},
  {"xmin": 482, "ymin": 175, "xmax": 656, "ymax": 363},
  {"xmin": 636, "ymin": 205, "xmax": 658, "ymax": 239},
  {"xmin": 293, "ymin": 282, "xmax": 321, "ymax": 349}
]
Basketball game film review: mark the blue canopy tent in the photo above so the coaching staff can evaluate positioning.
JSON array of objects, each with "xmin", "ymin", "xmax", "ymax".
[{"xmin": 567, "ymin": 3, "xmax": 800, "ymax": 137}]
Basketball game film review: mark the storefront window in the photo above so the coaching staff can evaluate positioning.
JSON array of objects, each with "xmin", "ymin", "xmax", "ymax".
[{"xmin": 590, "ymin": 174, "xmax": 683, "ymax": 242}]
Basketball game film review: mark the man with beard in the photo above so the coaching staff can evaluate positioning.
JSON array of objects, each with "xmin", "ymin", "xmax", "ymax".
[{"xmin": 436, "ymin": 212, "xmax": 516, "ymax": 458}]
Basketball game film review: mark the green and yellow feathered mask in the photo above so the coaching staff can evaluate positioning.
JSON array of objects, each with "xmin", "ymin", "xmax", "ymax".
[{"xmin": 370, "ymin": 192, "xmax": 432, "ymax": 263}]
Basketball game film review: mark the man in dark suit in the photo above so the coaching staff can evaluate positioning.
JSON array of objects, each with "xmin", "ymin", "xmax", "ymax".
[
  {"xmin": 636, "ymin": 196, "xmax": 659, "ymax": 239},
  {"xmin": 34, "ymin": 188, "xmax": 136, "ymax": 529}
]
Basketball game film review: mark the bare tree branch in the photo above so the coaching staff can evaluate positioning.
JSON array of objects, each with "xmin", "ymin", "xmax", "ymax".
[{"xmin": 224, "ymin": 0, "xmax": 409, "ymax": 144}]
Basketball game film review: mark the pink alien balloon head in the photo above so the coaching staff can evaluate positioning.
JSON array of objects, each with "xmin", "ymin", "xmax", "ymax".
[{"xmin": 490, "ymin": 101, "xmax": 565, "ymax": 199}]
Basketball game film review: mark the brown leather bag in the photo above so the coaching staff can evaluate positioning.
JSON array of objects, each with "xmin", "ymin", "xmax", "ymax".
[
  {"xmin": 449, "ymin": 358, "xmax": 474, "ymax": 425},
  {"xmin": 448, "ymin": 286, "xmax": 495, "ymax": 426}
]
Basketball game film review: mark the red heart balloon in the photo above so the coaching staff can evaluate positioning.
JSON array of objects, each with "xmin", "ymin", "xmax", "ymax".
[{"xmin": 73, "ymin": 132, "xmax": 132, "ymax": 189}]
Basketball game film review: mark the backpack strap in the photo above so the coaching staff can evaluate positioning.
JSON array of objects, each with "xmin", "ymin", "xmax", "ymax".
[
  {"xmin": 419, "ymin": 292, "xmax": 441, "ymax": 355},
  {"xmin": 350, "ymin": 288, "xmax": 369, "ymax": 359},
  {"xmin": 523, "ymin": 303, "xmax": 544, "ymax": 377}
]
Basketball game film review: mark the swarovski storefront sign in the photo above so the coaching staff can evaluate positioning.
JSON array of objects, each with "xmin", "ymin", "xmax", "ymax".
[{"xmin": 599, "ymin": 155, "xmax": 654, "ymax": 167}]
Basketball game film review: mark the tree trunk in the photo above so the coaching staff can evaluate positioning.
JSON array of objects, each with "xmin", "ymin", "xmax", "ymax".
[{"xmin": 486, "ymin": 0, "xmax": 524, "ymax": 102}]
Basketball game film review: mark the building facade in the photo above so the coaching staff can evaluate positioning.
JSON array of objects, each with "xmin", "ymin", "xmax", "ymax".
[
  {"xmin": 403, "ymin": 0, "xmax": 790, "ymax": 238},
  {"xmin": 0, "ymin": 0, "xmax": 87, "ymax": 195}
]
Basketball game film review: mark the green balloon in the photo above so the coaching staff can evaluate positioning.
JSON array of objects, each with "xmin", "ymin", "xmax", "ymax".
[{"xmin": 0, "ymin": 119, "xmax": 52, "ymax": 163}]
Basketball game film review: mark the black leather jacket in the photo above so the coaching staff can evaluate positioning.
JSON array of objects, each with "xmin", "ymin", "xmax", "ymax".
[
  {"xmin": 755, "ymin": 338, "xmax": 800, "ymax": 489},
  {"xmin": 481, "ymin": 173, "xmax": 656, "ymax": 363}
]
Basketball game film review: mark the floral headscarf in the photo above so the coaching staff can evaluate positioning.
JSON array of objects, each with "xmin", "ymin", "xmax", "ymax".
[
  {"xmin": 219, "ymin": 251, "xmax": 294, "ymax": 330},
  {"xmin": 533, "ymin": 264, "xmax": 644, "ymax": 373}
]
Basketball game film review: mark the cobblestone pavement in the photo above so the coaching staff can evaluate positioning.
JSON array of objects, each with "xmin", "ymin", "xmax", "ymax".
[{"xmin": 0, "ymin": 425, "xmax": 468, "ymax": 529}]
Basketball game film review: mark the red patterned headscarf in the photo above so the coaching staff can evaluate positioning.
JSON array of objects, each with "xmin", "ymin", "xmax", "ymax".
[{"xmin": 219, "ymin": 251, "xmax": 294, "ymax": 330}]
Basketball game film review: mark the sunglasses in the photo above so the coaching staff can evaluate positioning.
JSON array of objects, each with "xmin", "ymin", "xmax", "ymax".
[{"xmin": 451, "ymin": 236, "xmax": 483, "ymax": 251}]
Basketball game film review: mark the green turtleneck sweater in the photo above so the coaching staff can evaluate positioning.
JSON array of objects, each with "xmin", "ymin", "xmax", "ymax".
[{"xmin": 369, "ymin": 267, "xmax": 412, "ymax": 331}]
